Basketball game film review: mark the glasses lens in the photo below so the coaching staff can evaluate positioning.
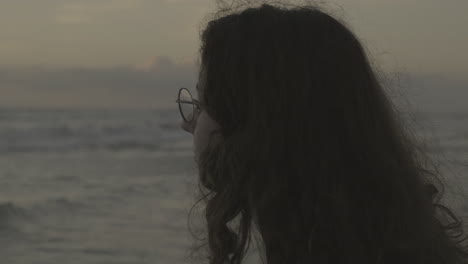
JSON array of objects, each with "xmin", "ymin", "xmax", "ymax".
[{"xmin": 179, "ymin": 88, "xmax": 194, "ymax": 122}]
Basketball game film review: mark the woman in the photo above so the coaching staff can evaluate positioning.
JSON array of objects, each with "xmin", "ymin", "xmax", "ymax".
[{"xmin": 177, "ymin": 2, "xmax": 468, "ymax": 264}]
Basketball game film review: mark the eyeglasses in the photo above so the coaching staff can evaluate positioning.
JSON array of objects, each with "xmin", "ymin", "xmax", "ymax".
[{"xmin": 176, "ymin": 87, "xmax": 201, "ymax": 123}]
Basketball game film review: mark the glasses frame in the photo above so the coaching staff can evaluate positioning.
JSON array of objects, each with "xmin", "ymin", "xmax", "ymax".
[{"xmin": 176, "ymin": 87, "xmax": 201, "ymax": 123}]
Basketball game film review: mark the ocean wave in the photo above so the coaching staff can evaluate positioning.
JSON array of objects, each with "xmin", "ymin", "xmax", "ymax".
[
  {"xmin": 0, "ymin": 198, "xmax": 91, "ymax": 243},
  {"xmin": 0, "ymin": 124, "xmax": 176, "ymax": 154},
  {"xmin": 31, "ymin": 197, "xmax": 88, "ymax": 214},
  {"xmin": 0, "ymin": 202, "xmax": 31, "ymax": 230},
  {"xmin": 0, "ymin": 109, "xmax": 188, "ymax": 154},
  {"xmin": 0, "ymin": 141, "xmax": 164, "ymax": 154}
]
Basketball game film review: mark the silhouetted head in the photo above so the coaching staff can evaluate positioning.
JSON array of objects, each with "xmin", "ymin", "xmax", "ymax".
[{"xmin": 185, "ymin": 2, "xmax": 468, "ymax": 264}]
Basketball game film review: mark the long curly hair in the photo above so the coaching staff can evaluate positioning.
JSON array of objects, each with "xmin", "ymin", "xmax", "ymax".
[{"xmin": 185, "ymin": 1, "xmax": 468, "ymax": 264}]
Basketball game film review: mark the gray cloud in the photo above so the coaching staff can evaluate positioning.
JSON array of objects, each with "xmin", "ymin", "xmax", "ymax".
[
  {"xmin": 393, "ymin": 73, "xmax": 468, "ymax": 114},
  {"xmin": 0, "ymin": 56, "xmax": 466, "ymax": 112},
  {"xmin": 0, "ymin": 56, "xmax": 199, "ymax": 109},
  {"xmin": 55, "ymin": 0, "xmax": 145, "ymax": 24}
]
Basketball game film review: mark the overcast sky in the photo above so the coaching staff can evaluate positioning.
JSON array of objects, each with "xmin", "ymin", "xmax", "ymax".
[{"xmin": 0, "ymin": 0, "xmax": 467, "ymax": 111}]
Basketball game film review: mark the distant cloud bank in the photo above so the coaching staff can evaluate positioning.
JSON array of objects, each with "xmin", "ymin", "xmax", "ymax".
[
  {"xmin": 0, "ymin": 56, "xmax": 198, "ymax": 109},
  {"xmin": 0, "ymin": 56, "xmax": 466, "ymax": 112}
]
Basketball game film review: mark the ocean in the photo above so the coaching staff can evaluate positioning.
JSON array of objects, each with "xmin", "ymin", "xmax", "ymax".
[{"xmin": 0, "ymin": 107, "xmax": 467, "ymax": 264}]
